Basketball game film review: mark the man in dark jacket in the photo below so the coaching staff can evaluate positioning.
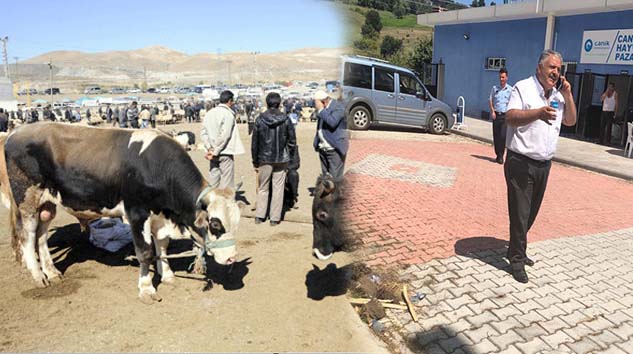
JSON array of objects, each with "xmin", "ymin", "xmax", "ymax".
[
  {"xmin": 313, "ymin": 90, "xmax": 349, "ymax": 180},
  {"xmin": 251, "ymin": 92, "xmax": 297, "ymax": 226},
  {"xmin": 127, "ymin": 101, "xmax": 139, "ymax": 128},
  {"xmin": 0, "ymin": 109, "xmax": 8, "ymax": 132}
]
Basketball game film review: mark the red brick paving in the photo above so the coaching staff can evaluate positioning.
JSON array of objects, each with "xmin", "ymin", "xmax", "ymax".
[{"xmin": 343, "ymin": 138, "xmax": 633, "ymax": 266}]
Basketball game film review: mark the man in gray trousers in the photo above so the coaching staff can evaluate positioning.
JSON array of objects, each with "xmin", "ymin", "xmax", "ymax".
[
  {"xmin": 201, "ymin": 90, "xmax": 245, "ymax": 189},
  {"xmin": 251, "ymin": 92, "xmax": 296, "ymax": 226}
]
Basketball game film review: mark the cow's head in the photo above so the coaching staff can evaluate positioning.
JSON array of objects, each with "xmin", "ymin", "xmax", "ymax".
[
  {"xmin": 312, "ymin": 175, "xmax": 345, "ymax": 261},
  {"xmin": 195, "ymin": 187, "xmax": 243, "ymax": 265}
]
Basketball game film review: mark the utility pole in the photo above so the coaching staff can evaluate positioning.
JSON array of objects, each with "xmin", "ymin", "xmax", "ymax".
[
  {"xmin": 47, "ymin": 58, "xmax": 53, "ymax": 106},
  {"xmin": 226, "ymin": 60, "xmax": 232, "ymax": 87},
  {"xmin": 1, "ymin": 36, "xmax": 9, "ymax": 78}
]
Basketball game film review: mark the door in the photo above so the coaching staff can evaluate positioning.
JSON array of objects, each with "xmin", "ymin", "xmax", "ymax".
[
  {"xmin": 395, "ymin": 71, "xmax": 429, "ymax": 125},
  {"xmin": 372, "ymin": 66, "xmax": 397, "ymax": 122}
]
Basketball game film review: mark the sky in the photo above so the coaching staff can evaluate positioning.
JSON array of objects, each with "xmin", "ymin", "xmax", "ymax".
[{"xmin": 4, "ymin": 0, "xmax": 345, "ymax": 61}]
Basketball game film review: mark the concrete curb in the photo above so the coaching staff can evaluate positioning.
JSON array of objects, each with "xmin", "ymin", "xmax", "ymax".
[{"xmin": 451, "ymin": 127, "xmax": 633, "ymax": 182}]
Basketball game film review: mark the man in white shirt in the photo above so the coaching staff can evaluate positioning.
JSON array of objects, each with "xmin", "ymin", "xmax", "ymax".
[
  {"xmin": 504, "ymin": 49, "xmax": 577, "ymax": 283},
  {"xmin": 599, "ymin": 82, "xmax": 618, "ymax": 145}
]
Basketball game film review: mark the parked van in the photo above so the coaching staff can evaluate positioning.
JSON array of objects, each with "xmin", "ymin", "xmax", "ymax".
[
  {"xmin": 341, "ymin": 55, "xmax": 454, "ymax": 134},
  {"xmin": 84, "ymin": 86, "xmax": 102, "ymax": 94}
]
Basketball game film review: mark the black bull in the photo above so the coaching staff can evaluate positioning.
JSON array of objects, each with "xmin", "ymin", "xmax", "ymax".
[{"xmin": 311, "ymin": 175, "xmax": 348, "ymax": 260}]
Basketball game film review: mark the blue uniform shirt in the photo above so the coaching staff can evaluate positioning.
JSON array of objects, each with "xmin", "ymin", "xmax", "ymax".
[{"xmin": 490, "ymin": 84, "xmax": 513, "ymax": 113}]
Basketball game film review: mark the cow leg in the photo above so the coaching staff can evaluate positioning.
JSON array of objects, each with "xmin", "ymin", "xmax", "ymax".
[
  {"xmin": 20, "ymin": 213, "xmax": 49, "ymax": 287},
  {"xmin": 128, "ymin": 208, "xmax": 161, "ymax": 303},
  {"xmin": 36, "ymin": 203, "xmax": 62, "ymax": 281},
  {"xmin": 153, "ymin": 233, "xmax": 175, "ymax": 285},
  {"xmin": 149, "ymin": 215, "xmax": 175, "ymax": 285}
]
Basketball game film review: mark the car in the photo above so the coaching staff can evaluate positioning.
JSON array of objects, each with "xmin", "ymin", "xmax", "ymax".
[
  {"xmin": 341, "ymin": 55, "xmax": 454, "ymax": 134},
  {"xmin": 84, "ymin": 86, "xmax": 102, "ymax": 94},
  {"xmin": 43, "ymin": 88, "xmax": 61, "ymax": 95},
  {"xmin": 146, "ymin": 87, "xmax": 157, "ymax": 93},
  {"xmin": 110, "ymin": 87, "xmax": 126, "ymax": 94},
  {"xmin": 127, "ymin": 88, "xmax": 142, "ymax": 94}
]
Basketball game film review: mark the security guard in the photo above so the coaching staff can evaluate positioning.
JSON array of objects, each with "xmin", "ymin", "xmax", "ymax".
[{"xmin": 489, "ymin": 67, "xmax": 512, "ymax": 164}]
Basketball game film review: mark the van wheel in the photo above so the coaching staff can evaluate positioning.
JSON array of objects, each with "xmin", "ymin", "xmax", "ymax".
[
  {"xmin": 429, "ymin": 113, "xmax": 447, "ymax": 134},
  {"xmin": 349, "ymin": 106, "xmax": 371, "ymax": 130}
]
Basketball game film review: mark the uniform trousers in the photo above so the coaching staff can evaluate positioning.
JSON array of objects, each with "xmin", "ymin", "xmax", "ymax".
[{"xmin": 492, "ymin": 112, "xmax": 507, "ymax": 159}]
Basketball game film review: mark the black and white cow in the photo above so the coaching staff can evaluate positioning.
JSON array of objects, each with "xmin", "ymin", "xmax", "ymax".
[
  {"xmin": 4, "ymin": 122, "xmax": 241, "ymax": 303},
  {"xmin": 312, "ymin": 175, "xmax": 347, "ymax": 260}
]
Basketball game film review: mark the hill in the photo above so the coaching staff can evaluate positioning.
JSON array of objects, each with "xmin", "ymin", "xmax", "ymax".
[{"xmin": 12, "ymin": 46, "xmax": 343, "ymax": 92}]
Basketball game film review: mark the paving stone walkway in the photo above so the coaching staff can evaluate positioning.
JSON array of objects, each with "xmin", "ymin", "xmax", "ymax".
[{"xmin": 344, "ymin": 130, "xmax": 633, "ymax": 354}]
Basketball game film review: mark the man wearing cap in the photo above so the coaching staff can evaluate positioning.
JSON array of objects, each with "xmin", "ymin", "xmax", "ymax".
[
  {"xmin": 201, "ymin": 90, "xmax": 245, "ymax": 189},
  {"xmin": 313, "ymin": 90, "xmax": 348, "ymax": 180}
]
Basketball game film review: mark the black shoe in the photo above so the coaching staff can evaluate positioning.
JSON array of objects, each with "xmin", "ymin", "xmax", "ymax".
[
  {"xmin": 254, "ymin": 217, "xmax": 264, "ymax": 224},
  {"xmin": 270, "ymin": 221, "xmax": 280, "ymax": 226},
  {"xmin": 496, "ymin": 157, "xmax": 504, "ymax": 164},
  {"xmin": 511, "ymin": 262, "xmax": 529, "ymax": 283},
  {"xmin": 525, "ymin": 257, "xmax": 535, "ymax": 267}
]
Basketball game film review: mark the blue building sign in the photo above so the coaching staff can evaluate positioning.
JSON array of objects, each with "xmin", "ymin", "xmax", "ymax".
[{"xmin": 581, "ymin": 29, "xmax": 633, "ymax": 64}]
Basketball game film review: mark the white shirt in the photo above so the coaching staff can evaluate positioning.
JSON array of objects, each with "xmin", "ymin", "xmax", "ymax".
[
  {"xmin": 603, "ymin": 93, "xmax": 616, "ymax": 112},
  {"xmin": 506, "ymin": 75, "xmax": 565, "ymax": 161}
]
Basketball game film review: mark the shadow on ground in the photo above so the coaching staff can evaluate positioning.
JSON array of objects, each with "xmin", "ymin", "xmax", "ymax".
[
  {"xmin": 406, "ymin": 327, "xmax": 477, "ymax": 354},
  {"xmin": 454, "ymin": 236, "xmax": 510, "ymax": 273},
  {"xmin": 49, "ymin": 222, "xmax": 250, "ymax": 291},
  {"xmin": 305, "ymin": 263, "xmax": 354, "ymax": 301},
  {"xmin": 470, "ymin": 154, "xmax": 498, "ymax": 163}
]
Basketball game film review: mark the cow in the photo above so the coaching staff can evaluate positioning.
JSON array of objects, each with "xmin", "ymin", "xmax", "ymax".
[
  {"xmin": 311, "ymin": 174, "xmax": 347, "ymax": 260},
  {"xmin": 169, "ymin": 130, "xmax": 196, "ymax": 151},
  {"xmin": 4, "ymin": 122, "xmax": 241, "ymax": 303}
]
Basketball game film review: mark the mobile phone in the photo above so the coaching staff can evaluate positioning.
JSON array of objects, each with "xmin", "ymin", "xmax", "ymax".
[{"xmin": 555, "ymin": 77, "xmax": 563, "ymax": 90}]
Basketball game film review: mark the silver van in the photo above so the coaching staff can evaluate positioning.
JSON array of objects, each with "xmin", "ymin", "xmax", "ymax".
[{"xmin": 341, "ymin": 55, "xmax": 454, "ymax": 134}]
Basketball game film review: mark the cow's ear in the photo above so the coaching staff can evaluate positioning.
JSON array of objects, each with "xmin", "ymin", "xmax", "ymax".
[
  {"xmin": 194, "ymin": 210, "xmax": 209, "ymax": 228},
  {"xmin": 236, "ymin": 200, "xmax": 246, "ymax": 211}
]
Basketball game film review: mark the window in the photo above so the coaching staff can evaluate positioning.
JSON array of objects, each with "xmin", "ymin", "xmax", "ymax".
[
  {"xmin": 398, "ymin": 72, "xmax": 423, "ymax": 96},
  {"xmin": 486, "ymin": 57, "xmax": 506, "ymax": 70},
  {"xmin": 343, "ymin": 62, "xmax": 371, "ymax": 89},
  {"xmin": 374, "ymin": 67, "xmax": 394, "ymax": 93}
]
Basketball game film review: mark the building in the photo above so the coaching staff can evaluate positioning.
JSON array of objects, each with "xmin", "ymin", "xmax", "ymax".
[{"xmin": 418, "ymin": 0, "xmax": 633, "ymax": 145}]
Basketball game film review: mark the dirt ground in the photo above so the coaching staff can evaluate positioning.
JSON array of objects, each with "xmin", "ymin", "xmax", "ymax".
[{"xmin": 0, "ymin": 121, "xmax": 388, "ymax": 353}]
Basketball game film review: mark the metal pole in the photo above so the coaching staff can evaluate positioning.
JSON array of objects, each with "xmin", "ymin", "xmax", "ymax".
[{"xmin": 1, "ymin": 36, "xmax": 9, "ymax": 78}]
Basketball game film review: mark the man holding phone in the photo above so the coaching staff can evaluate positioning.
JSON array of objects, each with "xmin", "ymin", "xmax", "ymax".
[
  {"xmin": 503, "ymin": 49, "xmax": 577, "ymax": 283},
  {"xmin": 313, "ymin": 90, "xmax": 348, "ymax": 180}
]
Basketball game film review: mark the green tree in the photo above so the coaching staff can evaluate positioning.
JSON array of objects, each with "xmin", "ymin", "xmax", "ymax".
[
  {"xmin": 409, "ymin": 38, "xmax": 433, "ymax": 75},
  {"xmin": 361, "ymin": 23, "xmax": 378, "ymax": 39},
  {"xmin": 478, "ymin": 0, "xmax": 486, "ymax": 6},
  {"xmin": 392, "ymin": 0, "xmax": 407, "ymax": 18},
  {"xmin": 365, "ymin": 10, "xmax": 383, "ymax": 33},
  {"xmin": 353, "ymin": 37, "xmax": 379, "ymax": 55},
  {"xmin": 380, "ymin": 35, "xmax": 403, "ymax": 58},
  {"xmin": 470, "ymin": 0, "xmax": 478, "ymax": 7}
]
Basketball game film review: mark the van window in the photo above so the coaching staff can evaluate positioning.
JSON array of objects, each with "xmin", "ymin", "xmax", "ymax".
[
  {"xmin": 374, "ymin": 67, "xmax": 394, "ymax": 93},
  {"xmin": 399, "ymin": 72, "xmax": 423, "ymax": 96},
  {"xmin": 343, "ymin": 62, "xmax": 371, "ymax": 89}
]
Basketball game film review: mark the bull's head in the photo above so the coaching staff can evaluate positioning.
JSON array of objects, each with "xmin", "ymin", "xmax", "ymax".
[
  {"xmin": 312, "ymin": 175, "xmax": 343, "ymax": 261},
  {"xmin": 194, "ymin": 187, "xmax": 243, "ymax": 265}
]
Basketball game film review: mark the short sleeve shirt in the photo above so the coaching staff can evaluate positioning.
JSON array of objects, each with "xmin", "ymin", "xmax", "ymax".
[
  {"xmin": 505, "ymin": 75, "xmax": 565, "ymax": 161},
  {"xmin": 489, "ymin": 84, "xmax": 513, "ymax": 113}
]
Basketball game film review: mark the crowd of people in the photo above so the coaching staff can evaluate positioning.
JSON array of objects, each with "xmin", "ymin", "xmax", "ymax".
[{"xmin": 201, "ymin": 89, "xmax": 347, "ymax": 226}]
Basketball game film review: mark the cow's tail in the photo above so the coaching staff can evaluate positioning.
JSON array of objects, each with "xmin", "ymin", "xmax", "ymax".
[
  {"xmin": 9, "ymin": 194, "xmax": 23, "ymax": 263},
  {"xmin": 0, "ymin": 132, "xmax": 11, "ymax": 209},
  {"xmin": 0, "ymin": 133, "xmax": 24, "ymax": 263}
]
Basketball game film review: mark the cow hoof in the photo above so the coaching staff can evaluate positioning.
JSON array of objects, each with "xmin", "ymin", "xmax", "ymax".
[
  {"xmin": 139, "ymin": 292, "xmax": 163, "ymax": 304},
  {"xmin": 37, "ymin": 276, "xmax": 51, "ymax": 288},
  {"xmin": 161, "ymin": 277, "xmax": 176, "ymax": 287}
]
